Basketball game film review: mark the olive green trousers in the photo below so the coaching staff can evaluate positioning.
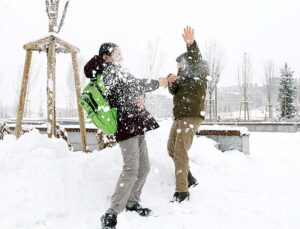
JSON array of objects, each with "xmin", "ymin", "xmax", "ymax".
[{"xmin": 167, "ymin": 117, "xmax": 201, "ymax": 192}]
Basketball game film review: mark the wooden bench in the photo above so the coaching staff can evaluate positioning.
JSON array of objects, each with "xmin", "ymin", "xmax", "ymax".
[
  {"xmin": 196, "ymin": 126, "xmax": 250, "ymax": 154},
  {"xmin": 6, "ymin": 122, "xmax": 250, "ymax": 154}
]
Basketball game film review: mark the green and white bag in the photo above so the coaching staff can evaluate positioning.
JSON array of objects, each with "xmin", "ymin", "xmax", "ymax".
[{"xmin": 80, "ymin": 75, "xmax": 117, "ymax": 134}]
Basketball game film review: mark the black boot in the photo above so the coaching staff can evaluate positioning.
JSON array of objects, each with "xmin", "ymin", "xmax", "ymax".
[
  {"xmin": 101, "ymin": 213, "xmax": 117, "ymax": 229},
  {"xmin": 126, "ymin": 203, "xmax": 152, "ymax": 216},
  {"xmin": 188, "ymin": 170, "xmax": 198, "ymax": 188},
  {"xmin": 171, "ymin": 191, "xmax": 190, "ymax": 203}
]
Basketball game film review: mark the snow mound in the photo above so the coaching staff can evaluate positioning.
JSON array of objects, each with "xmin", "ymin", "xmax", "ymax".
[{"xmin": 0, "ymin": 120, "xmax": 300, "ymax": 229}]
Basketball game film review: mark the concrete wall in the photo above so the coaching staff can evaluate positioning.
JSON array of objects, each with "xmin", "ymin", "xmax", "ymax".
[
  {"xmin": 7, "ymin": 121, "xmax": 299, "ymax": 152},
  {"xmin": 67, "ymin": 130, "xmax": 98, "ymax": 152},
  {"xmin": 199, "ymin": 135, "xmax": 250, "ymax": 155},
  {"xmin": 204, "ymin": 122, "xmax": 298, "ymax": 133}
]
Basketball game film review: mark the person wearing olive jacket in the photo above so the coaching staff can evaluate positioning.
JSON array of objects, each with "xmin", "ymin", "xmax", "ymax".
[
  {"xmin": 84, "ymin": 43, "xmax": 171, "ymax": 229},
  {"xmin": 167, "ymin": 26, "xmax": 209, "ymax": 203}
]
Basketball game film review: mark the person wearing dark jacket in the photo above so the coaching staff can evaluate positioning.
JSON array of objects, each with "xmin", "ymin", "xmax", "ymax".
[
  {"xmin": 84, "ymin": 42, "xmax": 171, "ymax": 229},
  {"xmin": 167, "ymin": 26, "xmax": 209, "ymax": 203}
]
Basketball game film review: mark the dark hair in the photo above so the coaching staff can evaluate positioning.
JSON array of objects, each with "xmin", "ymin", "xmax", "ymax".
[
  {"xmin": 99, "ymin": 42, "xmax": 119, "ymax": 57},
  {"xmin": 176, "ymin": 52, "xmax": 188, "ymax": 62}
]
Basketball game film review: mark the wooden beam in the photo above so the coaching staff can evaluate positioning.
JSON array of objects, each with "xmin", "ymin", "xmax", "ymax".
[
  {"xmin": 15, "ymin": 50, "xmax": 33, "ymax": 138},
  {"xmin": 71, "ymin": 52, "xmax": 88, "ymax": 152},
  {"xmin": 23, "ymin": 37, "xmax": 50, "ymax": 50},
  {"xmin": 56, "ymin": 36, "xmax": 80, "ymax": 53},
  {"xmin": 47, "ymin": 40, "xmax": 56, "ymax": 137},
  {"xmin": 24, "ymin": 36, "xmax": 79, "ymax": 53},
  {"xmin": 55, "ymin": 46, "xmax": 70, "ymax": 53}
]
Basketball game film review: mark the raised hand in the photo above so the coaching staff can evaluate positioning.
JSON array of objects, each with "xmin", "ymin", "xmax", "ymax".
[{"xmin": 182, "ymin": 26, "xmax": 195, "ymax": 45}]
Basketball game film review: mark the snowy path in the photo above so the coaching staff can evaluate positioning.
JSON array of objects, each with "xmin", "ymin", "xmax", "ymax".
[{"xmin": 0, "ymin": 120, "xmax": 299, "ymax": 229}]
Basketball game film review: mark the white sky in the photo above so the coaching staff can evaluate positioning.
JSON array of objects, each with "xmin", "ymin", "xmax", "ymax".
[{"xmin": 0, "ymin": 0, "xmax": 300, "ymax": 107}]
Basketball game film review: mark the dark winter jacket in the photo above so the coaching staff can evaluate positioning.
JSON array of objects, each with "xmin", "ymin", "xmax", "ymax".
[
  {"xmin": 84, "ymin": 56, "xmax": 160, "ymax": 142},
  {"xmin": 168, "ymin": 41, "xmax": 209, "ymax": 120}
]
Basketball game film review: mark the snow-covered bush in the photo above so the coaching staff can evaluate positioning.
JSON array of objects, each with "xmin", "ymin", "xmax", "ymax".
[{"xmin": 0, "ymin": 120, "xmax": 10, "ymax": 140}]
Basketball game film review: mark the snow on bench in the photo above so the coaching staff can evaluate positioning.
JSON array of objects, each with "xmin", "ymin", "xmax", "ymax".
[{"xmin": 196, "ymin": 125, "xmax": 250, "ymax": 154}]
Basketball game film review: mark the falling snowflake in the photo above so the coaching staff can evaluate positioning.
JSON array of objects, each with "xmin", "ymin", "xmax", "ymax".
[
  {"xmin": 47, "ymin": 79, "xmax": 54, "ymax": 91},
  {"xmin": 176, "ymin": 170, "xmax": 182, "ymax": 175},
  {"xmin": 176, "ymin": 128, "xmax": 182, "ymax": 133}
]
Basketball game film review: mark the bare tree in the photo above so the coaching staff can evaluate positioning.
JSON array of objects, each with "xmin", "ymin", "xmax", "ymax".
[
  {"xmin": 38, "ymin": 85, "xmax": 46, "ymax": 119},
  {"xmin": 142, "ymin": 39, "xmax": 165, "ymax": 115},
  {"xmin": 45, "ymin": 0, "xmax": 70, "ymax": 33},
  {"xmin": 263, "ymin": 60, "xmax": 276, "ymax": 119},
  {"xmin": 14, "ymin": 62, "xmax": 41, "ymax": 118},
  {"xmin": 203, "ymin": 40, "xmax": 225, "ymax": 120},
  {"xmin": 238, "ymin": 52, "xmax": 252, "ymax": 120},
  {"xmin": 0, "ymin": 121, "xmax": 11, "ymax": 140},
  {"xmin": 15, "ymin": 0, "xmax": 88, "ymax": 151},
  {"xmin": 66, "ymin": 64, "xmax": 76, "ymax": 117},
  {"xmin": 66, "ymin": 54, "xmax": 85, "ymax": 118},
  {"xmin": 143, "ymin": 38, "xmax": 165, "ymax": 79}
]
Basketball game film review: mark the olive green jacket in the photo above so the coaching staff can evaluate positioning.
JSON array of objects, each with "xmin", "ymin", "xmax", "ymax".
[{"xmin": 169, "ymin": 41, "xmax": 209, "ymax": 120}]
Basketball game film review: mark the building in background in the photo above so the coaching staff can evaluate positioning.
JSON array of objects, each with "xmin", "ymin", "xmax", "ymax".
[
  {"xmin": 145, "ymin": 93, "xmax": 173, "ymax": 119},
  {"xmin": 216, "ymin": 78, "xmax": 300, "ymax": 120},
  {"xmin": 1, "ymin": 79, "xmax": 299, "ymax": 121},
  {"xmin": 216, "ymin": 83, "xmax": 264, "ymax": 119},
  {"xmin": 55, "ymin": 93, "xmax": 174, "ymax": 120}
]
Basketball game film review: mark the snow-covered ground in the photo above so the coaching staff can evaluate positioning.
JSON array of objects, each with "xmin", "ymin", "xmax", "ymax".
[{"xmin": 0, "ymin": 120, "xmax": 300, "ymax": 229}]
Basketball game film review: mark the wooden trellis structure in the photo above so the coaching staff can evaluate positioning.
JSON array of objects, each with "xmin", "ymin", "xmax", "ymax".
[
  {"xmin": 205, "ymin": 99, "xmax": 215, "ymax": 120},
  {"xmin": 239, "ymin": 101, "xmax": 250, "ymax": 120},
  {"xmin": 15, "ymin": 0, "xmax": 88, "ymax": 152},
  {"xmin": 265, "ymin": 104, "xmax": 273, "ymax": 120}
]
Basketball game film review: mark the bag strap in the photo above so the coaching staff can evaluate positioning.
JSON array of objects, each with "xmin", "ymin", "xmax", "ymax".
[
  {"xmin": 94, "ymin": 74, "xmax": 108, "ymax": 97},
  {"xmin": 82, "ymin": 91, "xmax": 98, "ymax": 112},
  {"xmin": 90, "ymin": 80, "xmax": 108, "ymax": 101}
]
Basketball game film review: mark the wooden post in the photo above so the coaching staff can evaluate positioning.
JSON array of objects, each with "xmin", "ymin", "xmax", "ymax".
[
  {"xmin": 246, "ymin": 102, "xmax": 250, "ymax": 120},
  {"xmin": 239, "ymin": 103, "xmax": 241, "ymax": 120},
  {"xmin": 47, "ymin": 39, "xmax": 56, "ymax": 138},
  {"xmin": 206, "ymin": 99, "xmax": 215, "ymax": 121},
  {"xmin": 71, "ymin": 52, "xmax": 88, "ymax": 152},
  {"xmin": 15, "ymin": 50, "xmax": 33, "ymax": 138},
  {"xmin": 209, "ymin": 99, "xmax": 212, "ymax": 120},
  {"xmin": 239, "ymin": 101, "xmax": 250, "ymax": 121},
  {"xmin": 265, "ymin": 104, "xmax": 273, "ymax": 120},
  {"xmin": 269, "ymin": 104, "xmax": 273, "ymax": 119},
  {"xmin": 244, "ymin": 102, "xmax": 247, "ymax": 120},
  {"xmin": 214, "ymin": 85, "xmax": 218, "ymax": 120},
  {"xmin": 211, "ymin": 100, "xmax": 215, "ymax": 120},
  {"xmin": 52, "ymin": 46, "xmax": 57, "ymax": 137},
  {"xmin": 19, "ymin": 35, "xmax": 88, "ymax": 151}
]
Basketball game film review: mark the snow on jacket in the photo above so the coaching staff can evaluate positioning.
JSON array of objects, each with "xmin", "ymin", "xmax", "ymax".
[
  {"xmin": 168, "ymin": 41, "xmax": 209, "ymax": 120},
  {"xmin": 84, "ymin": 57, "xmax": 160, "ymax": 142}
]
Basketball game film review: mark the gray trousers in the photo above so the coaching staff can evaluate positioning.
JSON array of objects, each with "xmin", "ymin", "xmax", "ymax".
[{"xmin": 107, "ymin": 135, "xmax": 150, "ymax": 214}]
